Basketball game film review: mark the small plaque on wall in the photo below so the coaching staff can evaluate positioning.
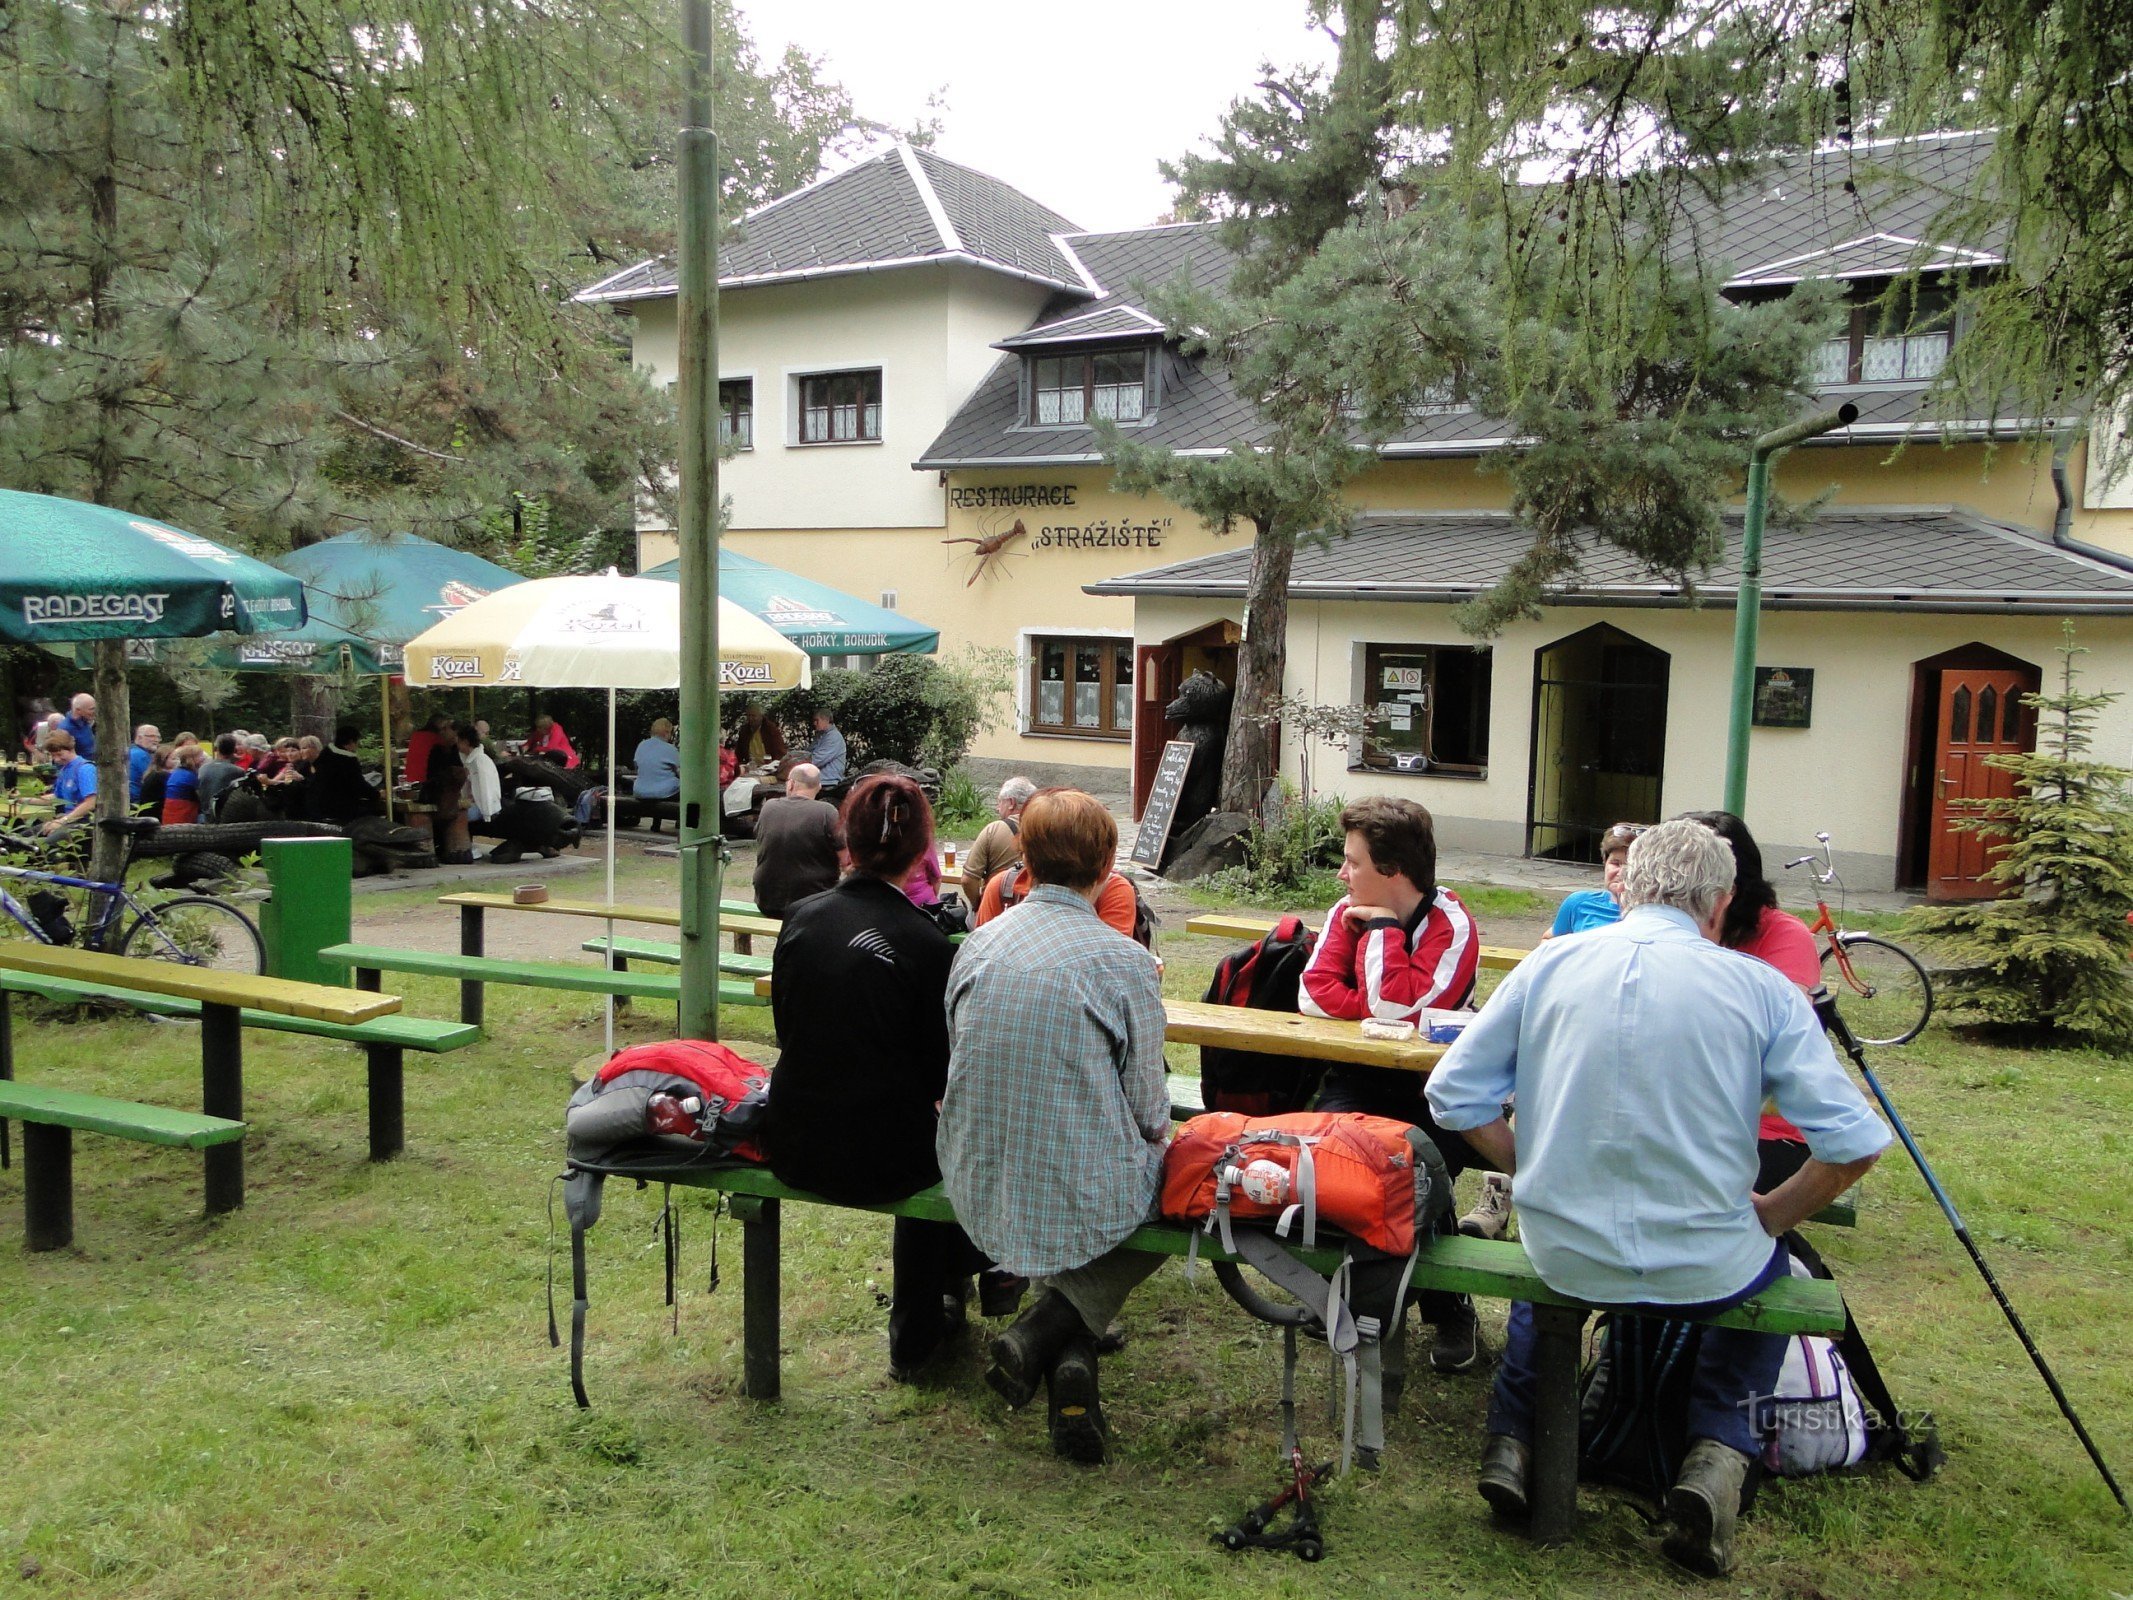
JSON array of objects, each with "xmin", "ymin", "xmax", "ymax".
[{"xmin": 1753, "ymin": 666, "xmax": 1814, "ymax": 729}]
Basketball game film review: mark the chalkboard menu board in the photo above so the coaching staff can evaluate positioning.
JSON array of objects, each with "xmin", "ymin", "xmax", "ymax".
[{"xmin": 1130, "ymin": 740, "xmax": 1197, "ymax": 869}]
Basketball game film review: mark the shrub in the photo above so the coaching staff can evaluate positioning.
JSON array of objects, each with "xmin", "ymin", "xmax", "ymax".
[
  {"xmin": 764, "ymin": 647, "xmax": 1014, "ymax": 769},
  {"xmin": 1196, "ymin": 781, "xmax": 1345, "ymax": 904}
]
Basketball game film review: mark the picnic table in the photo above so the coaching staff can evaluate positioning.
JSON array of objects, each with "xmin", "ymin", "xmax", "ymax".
[
  {"xmin": 1182, "ymin": 912, "xmax": 1531, "ymax": 972},
  {"xmin": 0, "ymin": 942, "xmax": 399, "ymax": 1213}
]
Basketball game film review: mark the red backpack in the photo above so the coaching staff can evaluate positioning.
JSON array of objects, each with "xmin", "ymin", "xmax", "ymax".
[
  {"xmin": 565, "ymin": 1038, "xmax": 770, "ymax": 1167},
  {"xmin": 1160, "ymin": 1110, "xmax": 1452, "ymax": 1258}
]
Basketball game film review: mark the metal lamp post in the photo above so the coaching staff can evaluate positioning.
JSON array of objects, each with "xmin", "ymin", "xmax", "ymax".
[{"xmin": 1722, "ymin": 402, "xmax": 1858, "ymax": 815}]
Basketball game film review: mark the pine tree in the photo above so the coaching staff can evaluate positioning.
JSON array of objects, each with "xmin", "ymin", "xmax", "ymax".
[{"xmin": 1907, "ymin": 625, "xmax": 2133, "ymax": 1045}]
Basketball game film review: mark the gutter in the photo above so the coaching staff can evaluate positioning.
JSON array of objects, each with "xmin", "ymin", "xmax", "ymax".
[
  {"xmin": 576, "ymin": 250, "xmax": 1085, "ymax": 306},
  {"xmin": 1079, "ymin": 580, "xmax": 2133, "ymax": 615},
  {"xmin": 2050, "ymin": 430, "xmax": 2133, "ymax": 575}
]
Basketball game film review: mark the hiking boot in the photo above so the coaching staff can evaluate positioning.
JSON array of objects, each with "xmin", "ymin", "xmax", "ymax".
[
  {"xmin": 1663, "ymin": 1439, "xmax": 1752, "ymax": 1577},
  {"xmin": 1431, "ymin": 1295, "xmax": 1485, "ymax": 1373},
  {"xmin": 984, "ymin": 1289, "xmax": 1083, "ymax": 1410},
  {"xmin": 1045, "ymin": 1332, "xmax": 1107, "ymax": 1464},
  {"xmin": 1094, "ymin": 1320, "xmax": 1127, "ymax": 1355},
  {"xmin": 1458, "ymin": 1173, "xmax": 1514, "ymax": 1241},
  {"xmin": 977, "ymin": 1270, "xmax": 1029, "ymax": 1318},
  {"xmin": 486, "ymin": 841, "xmax": 525, "ymax": 865},
  {"xmin": 1476, "ymin": 1434, "xmax": 1531, "ymax": 1520},
  {"xmin": 888, "ymin": 1294, "xmax": 968, "ymax": 1384}
]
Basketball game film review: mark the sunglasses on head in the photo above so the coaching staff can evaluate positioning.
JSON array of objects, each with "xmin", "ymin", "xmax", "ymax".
[{"xmin": 1604, "ymin": 823, "xmax": 1649, "ymax": 846}]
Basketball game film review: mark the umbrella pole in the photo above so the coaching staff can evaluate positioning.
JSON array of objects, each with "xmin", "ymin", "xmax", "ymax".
[
  {"xmin": 604, "ymin": 686, "xmax": 616, "ymax": 1056},
  {"xmin": 379, "ymin": 677, "xmax": 394, "ymax": 822}
]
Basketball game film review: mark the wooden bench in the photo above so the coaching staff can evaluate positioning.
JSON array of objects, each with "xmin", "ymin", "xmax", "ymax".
[
  {"xmin": 636, "ymin": 1163, "xmax": 1845, "ymax": 1546},
  {"xmin": 315, "ymin": 944, "xmax": 769, "ymax": 1014},
  {"xmin": 437, "ymin": 892, "xmax": 780, "ymax": 1026},
  {"xmin": 578, "ymin": 936, "xmax": 771, "ymax": 979},
  {"xmin": 0, "ymin": 944, "xmax": 398, "ymax": 1214},
  {"xmin": 0, "ymin": 1080, "xmax": 245, "ymax": 1249},
  {"xmin": 0, "ymin": 968, "xmax": 478, "ymax": 1163},
  {"xmin": 1183, "ymin": 912, "xmax": 1532, "ymax": 972}
]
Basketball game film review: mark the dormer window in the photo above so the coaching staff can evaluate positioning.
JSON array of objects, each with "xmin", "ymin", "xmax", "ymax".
[
  {"xmin": 1815, "ymin": 285, "xmax": 1956, "ymax": 388},
  {"xmin": 1030, "ymin": 348, "xmax": 1151, "ymax": 426}
]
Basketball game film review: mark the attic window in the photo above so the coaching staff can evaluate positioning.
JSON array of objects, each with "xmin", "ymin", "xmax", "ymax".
[
  {"xmin": 1030, "ymin": 349, "xmax": 1150, "ymax": 426},
  {"xmin": 1817, "ymin": 286, "xmax": 1955, "ymax": 388}
]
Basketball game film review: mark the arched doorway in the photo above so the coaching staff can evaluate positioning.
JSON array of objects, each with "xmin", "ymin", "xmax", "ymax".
[
  {"xmin": 1132, "ymin": 619, "xmax": 1240, "ymax": 816},
  {"xmin": 1898, "ymin": 643, "xmax": 2040, "ymax": 897},
  {"xmin": 1526, "ymin": 622, "xmax": 1670, "ymax": 862}
]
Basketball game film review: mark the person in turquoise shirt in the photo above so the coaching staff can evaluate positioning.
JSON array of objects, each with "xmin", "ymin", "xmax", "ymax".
[
  {"xmin": 1547, "ymin": 820, "xmax": 1640, "ymax": 937},
  {"xmin": 1427, "ymin": 819, "xmax": 1889, "ymax": 1576}
]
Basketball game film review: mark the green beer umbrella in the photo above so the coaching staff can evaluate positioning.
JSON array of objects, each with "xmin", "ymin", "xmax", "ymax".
[
  {"xmin": 641, "ymin": 547, "xmax": 938, "ymax": 657},
  {"xmin": 0, "ymin": 488, "xmax": 308, "ymax": 644}
]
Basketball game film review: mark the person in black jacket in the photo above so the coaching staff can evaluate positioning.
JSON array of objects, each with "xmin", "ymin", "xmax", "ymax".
[{"xmin": 766, "ymin": 771, "xmax": 987, "ymax": 1381}]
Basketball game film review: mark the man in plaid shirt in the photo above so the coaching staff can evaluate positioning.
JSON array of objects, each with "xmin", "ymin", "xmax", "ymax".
[{"xmin": 939, "ymin": 789, "xmax": 1167, "ymax": 1465}]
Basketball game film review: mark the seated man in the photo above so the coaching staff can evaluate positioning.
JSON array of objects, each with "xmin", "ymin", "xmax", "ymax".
[
  {"xmin": 805, "ymin": 708, "xmax": 846, "ymax": 787},
  {"xmin": 309, "ymin": 725, "xmax": 382, "ymax": 826},
  {"xmin": 1297, "ymin": 795, "xmax": 1487, "ymax": 1373},
  {"xmin": 960, "ymin": 775, "xmax": 1034, "ymax": 905},
  {"xmin": 750, "ymin": 762, "xmax": 842, "ymax": 917},
  {"xmin": 727, "ymin": 702, "xmax": 786, "ymax": 769},
  {"xmin": 939, "ymin": 789, "xmax": 1168, "ymax": 1465},
  {"xmin": 631, "ymin": 718, "xmax": 681, "ymax": 806},
  {"xmin": 1426, "ymin": 819, "xmax": 1888, "ymax": 1576},
  {"xmin": 197, "ymin": 734, "xmax": 245, "ymax": 819}
]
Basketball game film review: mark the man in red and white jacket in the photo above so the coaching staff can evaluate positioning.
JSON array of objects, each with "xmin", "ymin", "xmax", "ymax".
[{"xmin": 1298, "ymin": 796, "xmax": 1489, "ymax": 1374}]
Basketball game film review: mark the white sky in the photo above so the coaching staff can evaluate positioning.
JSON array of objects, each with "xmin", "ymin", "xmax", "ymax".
[{"xmin": 738, "ymin": 0, "xmax": 1339, "ymax": 233}]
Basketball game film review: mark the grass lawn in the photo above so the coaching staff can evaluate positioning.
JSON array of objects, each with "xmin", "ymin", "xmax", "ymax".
[{"xmin": 1, "ymin": 893, "xmax": 2130, "ymax": 1596}]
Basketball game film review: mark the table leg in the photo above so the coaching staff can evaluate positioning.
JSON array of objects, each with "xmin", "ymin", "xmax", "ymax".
[
  {"xmin": 201, "ymin": 1001, "xmax": 244, "ymax": 1216},
  {"xmin": 738, "ymin": 1194, "xmax": 781, "ymax": 1400},
  {"xmin": 1529, "ymin": 1302, "xmax": 1587, "ymax": 1546},
  {"xmin": 22, "ymin": 1121, "xmax": 72, "ymax": 1251},
  {"xmin": 366, "ymin": 1044, "xmax": 404, "ymax": 1161},
  {"xmin": 459, "ymin": 904, "xmax": 485, "ymax": 1028}
]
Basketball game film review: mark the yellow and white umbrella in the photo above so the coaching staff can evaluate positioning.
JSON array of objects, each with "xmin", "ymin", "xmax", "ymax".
[
  {"xmin": 400, "ymin": 571, "xmax": 807, "ymax": 691},
  {"xmin": 402, "ymin": 571, "xmax": 808, "ymax": 1050}
]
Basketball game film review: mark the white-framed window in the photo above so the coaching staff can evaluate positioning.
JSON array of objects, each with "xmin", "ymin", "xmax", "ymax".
[
  {"xmin": 1352, "ymin": 642, "xmax": 1491, "ymax": 777},
  {"xmin": 719, "ymin": 379, "xmax": 753, "ymax": 450},
  {"xmin": 1026, "ymin": 633, "xmax": 1134, "ymax": 739},
  {"xmin": 1028, "ymin": 348, "xmax": 1151, "ymax": 426},
  {"xmin": 795, "ymin": 368, "xmax": 882, "ymax": 444},
  {"xmin": 1815, "ymin": 287, "xmax": 1956, "ymax": 388}
]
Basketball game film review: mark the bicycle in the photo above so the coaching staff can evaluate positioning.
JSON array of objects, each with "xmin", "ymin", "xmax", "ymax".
[
  {"xmin": 1783, "ymin": 831, "xmax": 1933, "ymax": 1046},
  {"xmin": 0, "ymin": 816, "xmax": 264, "ymax": 974}
]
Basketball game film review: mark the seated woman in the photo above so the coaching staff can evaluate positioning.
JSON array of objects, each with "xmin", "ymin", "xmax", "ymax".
[
  {"xmin": 939, "ymin": 788, "xmax": 1169, "ymax": 1464},
  {"xmin": 136, "ymin": 742, "xmax": 175, "ymax": 814},
  {"xmin": 1546, "ymin": 821, "xmax": 1640, "ymax": 937},
  {"xmin": 160, "ymin": 744, "xmax": 205, "ymax": 824},
  {"xmin": 765, "ymin": 772, "xmax": 986, "ymax": 1383},
  {"xmin": 1679, "ymin": 810, "xmax": 1824, "ymax": 1191}
]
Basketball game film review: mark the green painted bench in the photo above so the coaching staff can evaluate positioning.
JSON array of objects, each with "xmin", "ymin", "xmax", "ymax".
[
  {"xmin": 579, "ymin": 936, "xmax": 770, "ymax": 978},
  {"xmin": 625, "ymin": 1163, "xmax": 1846, "ymax": 1546},
  {"xmin": 0, "ymin": 1079, "xmax": 244, "ymax": 1250},
  {"xmin": 0, "ymin": 969, "xmax": 479, "ymax": 1164},
  {"xmin": 315, "ymin": 943, "xmax": 770, "ymax": 1014}
]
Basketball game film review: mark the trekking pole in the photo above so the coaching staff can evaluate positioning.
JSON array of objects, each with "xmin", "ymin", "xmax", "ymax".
[{"xmin": 1815, "ymin": 991, "xmax": 2128, "ymax": 1512}]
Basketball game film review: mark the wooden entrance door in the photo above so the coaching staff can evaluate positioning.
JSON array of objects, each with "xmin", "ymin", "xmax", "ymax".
[
  {"xmin": 1927, "ymin": 666, "xmax": 2028, "ymax": 898},
  {"xmin": 1132, "ymin": 645, "xmax": 1184, "ymax": 816}
]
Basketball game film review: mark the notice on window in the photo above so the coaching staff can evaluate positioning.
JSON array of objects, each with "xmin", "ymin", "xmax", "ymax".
[{"xmin": 1382, "ymin": 665, "xmax": 1425, "ymax": 691}]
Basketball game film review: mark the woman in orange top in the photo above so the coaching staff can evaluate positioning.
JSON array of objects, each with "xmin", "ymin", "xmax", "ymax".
[{"xmin": 975, "ymin": 859, "xmax": 1139, "ymax": 939}]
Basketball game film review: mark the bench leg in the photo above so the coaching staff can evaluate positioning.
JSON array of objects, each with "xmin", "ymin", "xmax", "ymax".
[
  {"xmin": 611, "ymin": 954, "xmax": 630, "ymax": 1012},
  {"xmin": 1529, "ymin": 1303, "xmax": 1587, "ymax": 1546},
  {"xmin": 22, "ymin": 1121, "xmax": 72, "ymax": 1251},
  {"xmin": 735, "ymin": 931, "xmax": 753, "ymax": 957},
  {"xmin": 366, "ymin": 1044, "xmax": 404, "ymax": 1161},
  {"xmin": 200, "ymin": 1001, "xmax": 244, "ymax": 1216},
  {"xmin": 740, "ymin": 1195, "xmax": 781, "ymax": 1400},
  {"xmin": 459, "ymin": 904, "xmax": 485, "ymax": 1028},
  {"xmin": 1, "ymin": 988, "xmax": 11, "ymax": 1172}
]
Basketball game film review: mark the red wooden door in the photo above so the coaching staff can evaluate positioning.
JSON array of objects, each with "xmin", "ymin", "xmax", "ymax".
[
  {"xmin": 1927, "ymin": 667, "xmax": 2027, "ymax": 899},
  {"xmin": 1132, "ymin": 646, "xmax": 1183, "ymax": 817}
]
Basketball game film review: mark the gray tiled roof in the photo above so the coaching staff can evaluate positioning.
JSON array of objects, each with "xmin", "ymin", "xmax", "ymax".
[
  {"xmin": 996, "ymin": 303, "xmax": 1167, "ymax": 349},
  {"xmin": 919, "ymin": 132, "xmax": 2019, "ymax": 469},
  {"xmin": 1082, "ymin": 506, "xmax": 2133, "ymax": 614},
  {"xmin": 575, "ymin": 145, "xmax": 1086, "ymax": 304}
]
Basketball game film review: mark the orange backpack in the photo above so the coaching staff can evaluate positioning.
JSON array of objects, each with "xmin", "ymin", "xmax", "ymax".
[{"xmin": 1160, "ymin": 1110, "xmax": 1451, "ymax": 1258}]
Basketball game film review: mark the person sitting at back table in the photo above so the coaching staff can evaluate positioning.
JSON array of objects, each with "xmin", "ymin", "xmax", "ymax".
[
  {"xmin": 403, "ymin": 714, "xmax": 450, "ymax": 785},
  {"xmin": 40, "ymin": 729, "xmax": 96, "ymax": 838},
  {"xmin": 805, "ymin": 708, "xmax": 845, "ymax": 786},
  {"xmin": 456, "ymin": 724, "xmax": 502, "ymax": 829},
  {"xmin": 631, "ymin": 718, "xmax": 681, "ymax": 802},
  {"xmin": 1547, "ymin": 821, "xmax": 1639, "ymax": 938},
  {"xmin": 198, "ymin": 734, "xmax": 244, "ymax": 818},
  {"xmin": 727, "ymin": 702, "xmax": 786, "ymax": 768},
  {"xmin": 527, "ymin": 712, "xmax": 579, "ymax": 769},
  {"xmin": 309, "ymin": 725, "xmax": 380, "ymax": 825},
  {"xmin": 974, "ymin": 852, "xmax": 1139, "ymax": 940},
  {"xmin": 767, "ymin": 772, "xmax": 995, "ymax": 1381},
  {"xmin": 961, "ymin": 776, "xmax": 1034, "ymax": 904},
  {"xmin": 137, "ymin": 743, "xmax": 176, "ymax": 813},
  {"xmin": 161, "ymin": 744, "xmax": 206, "ymax": 825},
  {"xmin": 1296, "ymin": 795, "xmax": 1488, "ymax": 1377},
  {"xmin": 750, "ymin": 762, "xmax": 843, "ymax": 917},
  {"xmin": 1426, "ymin": 819, "xmax": 1889, "ymax": 1576},
  {"xmin": 940, "ymin": 789, "xmax": 1169, "ymax": 1464},
  {"xmin": 57, "ymin": 693, "xmax": 97, "ymax": 761}
]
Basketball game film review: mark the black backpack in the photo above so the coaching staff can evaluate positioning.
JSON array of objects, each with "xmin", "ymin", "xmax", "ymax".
[
  {"xmin": 1578, "ymin": 1230, "xmax": 1941, "ymax": 1505},
  {"xmin": 1198, "ymin": 916, "xmax": 1323, "ymax": 1116}
]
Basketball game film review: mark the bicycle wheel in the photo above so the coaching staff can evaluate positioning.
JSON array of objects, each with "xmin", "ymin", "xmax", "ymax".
[
  {"xmin": 1823, "ymin": 934, "xmax": 1933, "ymax": 1047},
  {"xmin": 119, "ymin": 895, "xmax": 265, "ymax": 974}
]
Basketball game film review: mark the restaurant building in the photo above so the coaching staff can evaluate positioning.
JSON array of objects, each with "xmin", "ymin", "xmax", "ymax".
[{"xmin": 579, "ymin": 132, "xmax": 2133, "ymax": 895}]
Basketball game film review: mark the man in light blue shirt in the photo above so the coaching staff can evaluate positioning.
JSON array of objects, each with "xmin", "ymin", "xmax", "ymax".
[
  {"xmin": 128, "ymin": 723, "xmax": 161, "ymax": 802},
  {"xmin": 1426, "ymin": 818, "xmax": 1888, "ymax": 1575},
  {"xmin": 630, "ymin": 717, "xmax": 680, "ymax": 802},
  {"xmin": 806, "ymin": 709, "xmax": 846, "ymax": 786},
  {"xmin": 57, "ymin": 693, "xmax": 97, "ymax": 761}
]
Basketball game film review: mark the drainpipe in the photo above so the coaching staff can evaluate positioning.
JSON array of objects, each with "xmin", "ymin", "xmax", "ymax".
[
  {"xmin": 1723, "ymin": 402, "xmax": 1859, "ymax": 816},
  {"xmin": 2050, "ymin": 429, "xmax": 2133, "ymax": 574}
]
